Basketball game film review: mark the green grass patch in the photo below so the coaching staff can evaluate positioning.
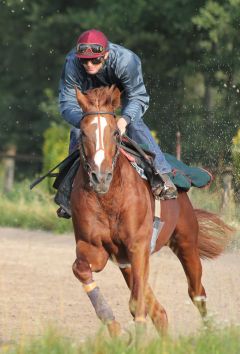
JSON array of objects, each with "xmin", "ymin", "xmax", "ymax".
[
  {"xmin": 1, "ymin": 325, "xmax": 240, "ymax": 354},
  {"xmin": 0, "ymin": 171, "xmax": 239, "ymax": 240},
  {"xmin": 0, "ymin": 179, "xmax": 72, "ymax": 234},
  {"xmin": 189, "ymin": 186, "xmax": 240, "ymax": 249}
]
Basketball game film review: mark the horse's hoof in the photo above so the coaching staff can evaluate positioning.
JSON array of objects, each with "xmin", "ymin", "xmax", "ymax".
[
  {"xmin": 135, "ymin": 320, "xmax": 147, "ymax": 333},
  {"xmin": 107, "ymin": 320, "xmax": 121, "ymax": 337},
  {"xmin": 134, "ymin": 321, "xmax": 147, "ymax": 348}
]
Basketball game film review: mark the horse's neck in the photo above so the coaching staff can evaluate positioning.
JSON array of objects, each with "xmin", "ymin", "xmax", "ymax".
[
  {"xmin": 109, "ymin": 153, "xmax": 142, "ymax": 196},
  {"xmin": 113, "ymin": 153, "xmax": 132, "ymax": 186}
]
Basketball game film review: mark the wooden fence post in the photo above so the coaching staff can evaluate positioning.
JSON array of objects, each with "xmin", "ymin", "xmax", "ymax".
[
  {"xmin": 176, "ymin": 131, "xmax": 181, "ymax": 161},
  {"xmin": 3, "ymin": 145, "xmax": 16, "ymax": 193},
  {"xmin": 221, "ymin": 167, "xmax": 235, "ymax": 218}
]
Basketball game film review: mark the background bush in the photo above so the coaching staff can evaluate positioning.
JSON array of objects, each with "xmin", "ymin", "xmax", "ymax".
[
  {"xmin": 42, "ymin": 122, "xmax": 69, "ymax": 192},
  {"xmin": 232, "ymin": 128, "xmax": 240, "ymax": 191}
]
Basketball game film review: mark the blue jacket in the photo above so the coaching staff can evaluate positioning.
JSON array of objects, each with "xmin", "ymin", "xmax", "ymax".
[{"xmin": 59, "ymin": 43, "xmax": 150, "ymax": 128}]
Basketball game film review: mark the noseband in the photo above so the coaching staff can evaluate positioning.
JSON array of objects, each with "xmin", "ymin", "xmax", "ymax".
[{"xmin": 79, "ymin": 111, "xmax": 121, "ymax": 176}]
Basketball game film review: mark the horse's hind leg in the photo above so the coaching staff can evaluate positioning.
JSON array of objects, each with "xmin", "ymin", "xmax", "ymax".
[
  {"xmin": 167, "ymin": 191, "xmax": 208, "ymax": 318},
  {"xmin": 72, "ymin": 240, "xmax": 121, "ymax": 337},
  {"xmin": 170, "ymin": 211, "xmax": 207, "ymax": 318},
  {"xmin": 120, "ymin": 266, "xmax": 168, "ymax": 335}
]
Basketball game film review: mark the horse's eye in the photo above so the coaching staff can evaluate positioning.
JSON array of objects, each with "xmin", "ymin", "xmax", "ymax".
[{"xmin": 113, "ymin": 129, "xmax": 120, "ymax": 138}]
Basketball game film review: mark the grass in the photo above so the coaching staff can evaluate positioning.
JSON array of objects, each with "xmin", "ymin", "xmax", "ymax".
[
  {"xmin": 0, "ymin": 171, "xmax": 239, "ymax": 240},
  {"xmin": 0, "ymin": 178, "xmax": 72, "ymax": 234},
  {"xmin": 1, "ymin": 325, "xmax": 240, "ymax": 354},
  {"xmin": 189, "ymin": 185, "xmax": 240, "ymax": 249}
]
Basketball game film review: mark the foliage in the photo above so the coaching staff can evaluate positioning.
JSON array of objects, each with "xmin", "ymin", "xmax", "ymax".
[
  {"xmin": 42, "ymin": 122, "xmax": 69, "ymax": 191},
  {"xmin": 232, "ymin": 128, "xmax": 240, "ymax": 187},
  {"xmin": 1, "ymin": 0, "xmax": 240, "ymax": 174},
  {"xmin": 1, "ymin": 325, "xmax": 240, "ymax": 354},
  {"xmin": 1, "ymin": 171, "xmax": 239, "ymax": 238},
  {"xmin": 0, "ymin": 178, "xmax": 72, "ymax": 233}
]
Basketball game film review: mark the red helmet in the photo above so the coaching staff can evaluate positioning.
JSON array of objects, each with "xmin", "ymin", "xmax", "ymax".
[{"xmin": 76, "ymin": 29, "xmax": 109, "ymax": 59}]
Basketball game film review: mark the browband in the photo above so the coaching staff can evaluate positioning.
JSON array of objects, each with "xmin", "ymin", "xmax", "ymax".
[{"xmin": 81, "ymin": 111, "xmax": 116, "ymax": 119}]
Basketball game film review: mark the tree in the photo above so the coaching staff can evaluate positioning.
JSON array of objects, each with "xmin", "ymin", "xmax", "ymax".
[{"xmin": 1, "ymin": 0, "xmax": 240, "ymax": 176}]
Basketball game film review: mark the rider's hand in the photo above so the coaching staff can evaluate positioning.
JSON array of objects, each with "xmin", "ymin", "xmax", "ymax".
[{"xmin": 117, "ymin": 117, "xmax": 128, "ymax": 135}]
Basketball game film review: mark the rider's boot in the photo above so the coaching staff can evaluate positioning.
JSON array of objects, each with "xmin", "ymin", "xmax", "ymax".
[
  {"xmin": 152, "ymin": 172, "xmax": 178, "ymax": 199},
  {"xmin": 161, "ymin": 173, "xmax": 178, "ymax": 199},
  {"xmin": 57, "ymin": 206, "xmax": 71, "ymax": 219}
]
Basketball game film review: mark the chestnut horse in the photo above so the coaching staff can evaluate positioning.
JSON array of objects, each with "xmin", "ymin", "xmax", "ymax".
[{"xmin": 71, "ymin": 85, "xmax": 232, "ymax": 337}]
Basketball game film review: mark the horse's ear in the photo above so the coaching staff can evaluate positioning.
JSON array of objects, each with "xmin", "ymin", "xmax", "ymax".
[
  {"xmin": 75, "ymin": 86, "xmax": 89, "ymax": 111},
  {"xmin": 109, "ymin": 85, "xmax": 121, "ymax": 110}
]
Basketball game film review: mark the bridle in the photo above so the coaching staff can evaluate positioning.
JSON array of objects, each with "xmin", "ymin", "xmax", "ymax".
[{"xmin": 79, "ymin": 111, "xmax": 121, "ymax": 176}]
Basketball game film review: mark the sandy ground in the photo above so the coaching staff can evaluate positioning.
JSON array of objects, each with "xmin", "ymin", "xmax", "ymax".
[{"xmin": 0, "ymin": 227, "xmax": 239, "ymax": 344}]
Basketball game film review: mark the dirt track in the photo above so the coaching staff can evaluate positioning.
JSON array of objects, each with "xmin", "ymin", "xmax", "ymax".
[{"xmin": 0, "ymin": 227, "xmax": 239, "ymax": 343}]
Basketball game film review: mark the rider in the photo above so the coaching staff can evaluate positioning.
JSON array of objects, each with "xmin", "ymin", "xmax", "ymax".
[{"xmin": 58, "ymin": 29, "xmax": 177, "ymax": 217}]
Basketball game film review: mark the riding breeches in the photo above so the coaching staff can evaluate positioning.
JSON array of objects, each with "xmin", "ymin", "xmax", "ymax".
[{"xmin": 69, "ymin": 119, "xmax": 171, "ymax": 174}]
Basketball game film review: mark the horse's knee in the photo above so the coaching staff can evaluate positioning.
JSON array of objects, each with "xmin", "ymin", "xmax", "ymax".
[
  {"xmin": 129, "ymin": 297, "xmax": 147, "ymax": 319},
  {"xmin": 72, "ymin": 258, "xmax": 92, "ymax": 283}
]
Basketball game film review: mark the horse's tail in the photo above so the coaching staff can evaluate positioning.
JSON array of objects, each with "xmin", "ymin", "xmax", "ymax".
[{"xmin": 195, "ymin": 209, "xmax": 234, "ymax": 260}]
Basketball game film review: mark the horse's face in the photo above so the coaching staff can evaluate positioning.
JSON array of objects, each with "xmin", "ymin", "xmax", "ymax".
[
  {"xmin": 76, "ymin": 86, "xmax": 121, "ymax": 194},
  {"xmin": 80, "ymin": 113, "xmax": 120, "ymax": 193}
]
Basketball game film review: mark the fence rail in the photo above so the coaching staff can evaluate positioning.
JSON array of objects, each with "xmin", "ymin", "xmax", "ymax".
[
  {"xmin": 0, "ymin": 146, "xmax": 42, "ymax": 193},
  {"xmin": 0, "ymin": 153, "xmax": 42, "ymax": 162}
]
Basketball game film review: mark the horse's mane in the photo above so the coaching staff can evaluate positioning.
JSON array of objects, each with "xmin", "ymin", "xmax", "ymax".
[{"xmin": 83, "ymin": 86, "xmax": 114, "ymax": 110}]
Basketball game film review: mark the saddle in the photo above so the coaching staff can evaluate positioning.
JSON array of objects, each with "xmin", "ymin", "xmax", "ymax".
[
  {"xmin": 30, "ymin": 136, "xmax": 212, "ymax": 216},
  {"xmin": 53, "ymin": 134, "xmax": 159, "ymax": 191},
  {"xmin": 52, "ymin": 135, "xmax": 165, "ymax": 215}
]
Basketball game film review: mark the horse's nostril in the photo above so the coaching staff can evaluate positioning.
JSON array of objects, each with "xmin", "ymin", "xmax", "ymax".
[
  {"xmin": 106, "ymin": 172, "xmax": 113, "ymax": 182},
  {"xmin": 91, "ymin": 171, "xmax": 100, "ymax": 185}
]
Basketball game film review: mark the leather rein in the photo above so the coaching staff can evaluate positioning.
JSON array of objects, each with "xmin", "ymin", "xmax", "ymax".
[{"xmin": 79, "ymin": 111, "xmax": 121, "ymax": 175}]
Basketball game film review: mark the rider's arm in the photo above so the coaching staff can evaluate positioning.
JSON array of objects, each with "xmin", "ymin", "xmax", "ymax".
[
  {"xmin": 115, "ymin": 50, "xmax": 149, "ymax": 123},
  {"xmin": 59, "ymin": 51, "xmax": 84, "ymax": 128}
]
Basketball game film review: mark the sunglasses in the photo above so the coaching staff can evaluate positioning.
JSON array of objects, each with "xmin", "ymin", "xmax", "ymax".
[
  {"xmin": 80, "ymin": 57, "xmax": 105, "ymax": 65},
  {"xmin": 76, "ymin": 43, "xmax": 105, "ymax": 55}
]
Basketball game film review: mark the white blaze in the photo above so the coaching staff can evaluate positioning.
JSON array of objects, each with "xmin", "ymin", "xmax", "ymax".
[
  {"xmin": 91, "ymin": 116, "xmax": 108, "ymax": 169},
  {"xmin": 94, "ymin": 150, "xmax": 105, "ymax": 168}
]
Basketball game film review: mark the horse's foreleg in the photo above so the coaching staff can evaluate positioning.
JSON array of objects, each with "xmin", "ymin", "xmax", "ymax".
[
  {"xmin": 128, "ymin": 245, "xmax": 150, "ymax": 328},
  {"xmin": 120, "ymin": 267, "xmax": 168, "ymax": 335},
  {"xmin": 72, "ymin": 241, "xmax": 121, "ymax": 337}
]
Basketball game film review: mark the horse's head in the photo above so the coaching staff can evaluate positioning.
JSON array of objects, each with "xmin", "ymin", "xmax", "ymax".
[{"xmin": 76, "ymin": 85, "xmax": 121, "ymax": 194}]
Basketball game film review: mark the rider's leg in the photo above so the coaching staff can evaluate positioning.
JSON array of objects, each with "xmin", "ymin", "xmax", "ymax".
[
  {"xmin": 69, "ymin": 127, "xmax": 81, "ymax": 153},
  {"xmin": 57, "ymin": 127, "xmax": 81, "ymax": 218},
  {"xmin": 126, "ymin": 119, "xmax": 177, "ymax": 199}
]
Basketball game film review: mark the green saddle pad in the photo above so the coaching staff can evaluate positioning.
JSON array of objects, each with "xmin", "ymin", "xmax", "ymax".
[{"xmin": 164, "ymin": 153, "xmax": 212, "ymax": 191}]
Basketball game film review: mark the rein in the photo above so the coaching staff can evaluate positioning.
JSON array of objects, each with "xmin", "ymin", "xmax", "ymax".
[{"xmin": 79, "ymin": 111, "xmax": 121, "ymax": 177}]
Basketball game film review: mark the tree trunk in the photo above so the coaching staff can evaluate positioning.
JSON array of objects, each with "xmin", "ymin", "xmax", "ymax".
[{"xmin": 3, "ymin": 145, "xmax": 16, "ymax": 193}]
